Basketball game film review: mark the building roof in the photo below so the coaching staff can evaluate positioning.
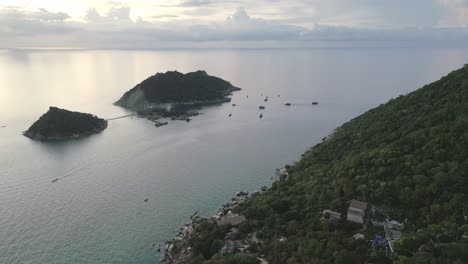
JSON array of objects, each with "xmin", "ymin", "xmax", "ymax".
[
  {"xmin": 323, "ymin": 209, "xmax": 342, "ymax": 219},
  {"xmin": 217, "ymin": 214, "xmax": 247, "ymax": 226},
  {"xmin": 353, "ymin": 233, "xmax": 365, "ymax": 240},
  {"xmin": 349, "ymin": 200, "xmax": 368, "ymax": 211},
  {"xmin": 348, "ymin": 209, "xmax": 365, "ymax": 218}
]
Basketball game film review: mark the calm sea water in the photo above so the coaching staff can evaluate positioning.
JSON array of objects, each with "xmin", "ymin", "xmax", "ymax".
[{"xmin": 0, "ymin": 48, "xmax": 467, "ymax": 264}]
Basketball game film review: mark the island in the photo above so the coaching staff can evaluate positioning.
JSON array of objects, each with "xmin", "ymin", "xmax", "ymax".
[
  {"xmin": 164, "ymin": 65, "xmax": 468, "ymax": 264},
  {"xmin": 115, "ymin": 70, "xmax": 240, "ymax": 125},
  {"xmin": 23, "ymin": 107, "xmax": 108, "ymax": 141},
  {"xmin": 116, "ymin": 70, "xmax": 240, "ymax": 109}
]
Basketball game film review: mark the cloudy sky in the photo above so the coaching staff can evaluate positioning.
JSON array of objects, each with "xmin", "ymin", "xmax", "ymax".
[{"xmin": 1, "ymin": 0, "xmax": 468, "ymax": 48}]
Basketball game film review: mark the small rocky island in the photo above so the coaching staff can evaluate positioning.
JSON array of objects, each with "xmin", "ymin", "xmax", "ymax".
[
  {"xmin": 115, "ymin": 70, "xmax": 240, "ymax": 125},
  {"xmin": 23, "ymin": 107, "xmax": 108, "ymax": 141}
]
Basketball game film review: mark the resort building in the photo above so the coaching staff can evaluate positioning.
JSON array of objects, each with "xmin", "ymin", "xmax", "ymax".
[{"xmin": 347, "ymin": 199, "xmax": 368, "ymax": 224}]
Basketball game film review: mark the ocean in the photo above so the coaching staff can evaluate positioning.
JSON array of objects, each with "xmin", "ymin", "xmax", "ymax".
[{"xmin": 0, "ymin": 48, "xmax": 466, "ymax": 263}]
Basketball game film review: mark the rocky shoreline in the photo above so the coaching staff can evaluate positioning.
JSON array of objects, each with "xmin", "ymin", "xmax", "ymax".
[
  {"xmin": 160, "ymin": 192, "xmax": 253, "ymax": 264},
  {"xmin": 23, "ymin": 123, "xmax": 108, "ymax": 141},
  {"xmin": 134, "ymin": 96, "xmax": 238, "ymax": 126},
  {"xmin": 160, "ymin": 168, "xmax": 289, "ymax": 264}
]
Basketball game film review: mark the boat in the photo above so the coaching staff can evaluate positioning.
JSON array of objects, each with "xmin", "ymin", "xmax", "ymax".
[
  {"xmin": 144, "ymin": 198, "xmax": 149, "ymax": 202},
  {"xmin": 259, "ymin": 106, "xmax": 265, "ymax": 110},
  {"xmin": 232, "ymin": 104, "xmax": 236, "ymax": 106},
  {"xmin": 259, "ymin": 114, "xmax": 263, "ymax": 118},
  {"xmin": 51, "ymin": 179, "xmax": 58, "ymax": 183},
  {"xmin": 236, "ymin": 191, "xmax": 249, "ymax": 197},
  {"xmin": 312, "ymin": 101, "xmax": 319, "ymax": 105},
  {"xmin": 154, "ymin": 121, "xmax": 169, "ymax": 127},
  {"xmin": 229, "ymin": 114, "xmax": 232, "ymax": 117},
  {"xmin": 285, "ymin": 103, "xmax": 291, "ymax": 106}
]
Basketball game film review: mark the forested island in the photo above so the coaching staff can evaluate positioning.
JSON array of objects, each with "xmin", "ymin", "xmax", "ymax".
[
  {"xmin": 115, "ymin": 70, "xmax": 240, "ymax": 126},
  {"xmin": 165, "ymin": 65, "xmax": 468, "ymax": 264},
  {"xmin": 23, "ymin": 107, "xmax": 107, "ymax": 141},
  {"xmin": 116, "ymin": 70, "xmax": 240, "ymax": 109}
]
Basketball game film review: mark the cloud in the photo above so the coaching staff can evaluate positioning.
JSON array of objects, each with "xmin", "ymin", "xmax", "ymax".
[
  {"xmin": 150, "ymin": 14, "xmax": 179, "ymax": 19},
  {"xmin": 33, "ymin": 8, "xmax": 71, "ymax": 21},
  {"xmin": 107, "ymin": 6, "xmax": 131, "ymax": 20},
  {"xmin": 435, "ymin": 0, "xmax": 468, "ymax": 26},
  {"xmin": 299, "ymin": 24, "xmax": 468, "ymax": 43},
  {"xmin": 85, "ymin": 8, "xmax": 104, "ymax": 22},
  {"xmin": 179, "ymin": 0, "xmax": 213, "ymax": 7},
  {"xmin": 228, "ymin": 7, "xmax": 250, "ymax": 23},
  {"xmin": 183, "ymin": 7, "xmax": 217, "ymax": 16},
  {"xmin": 85, "ymin": 6, "xmax": 132, "ymax": 22},
  {"xmin": 145, "ymin": 7, "xmax": 305, "ymax": 42},
  {"xmin": 0, "ymin": 8, "xmax": 75, "ymax": 37},
  {"xmin": 1, "ymin": 3, "xmax": 468, "ymax": 49}
]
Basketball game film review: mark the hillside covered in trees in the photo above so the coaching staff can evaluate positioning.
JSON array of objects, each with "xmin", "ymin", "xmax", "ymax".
[
  {"xmin": 185, "ymin": 65, "xmax": 468, "ymax": 264},
  {"xmin": 24, "ymin": 107, "xmax": 107, "ymax": 141},
  {"xmin": 115, "ymin": 70, "xmax": 240, "ymax": 109}
]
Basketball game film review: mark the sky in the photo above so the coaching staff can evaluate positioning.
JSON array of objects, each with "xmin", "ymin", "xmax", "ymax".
[{"xmin": 1, "ymin": 0, "xmax": 468, "ymax": 48}]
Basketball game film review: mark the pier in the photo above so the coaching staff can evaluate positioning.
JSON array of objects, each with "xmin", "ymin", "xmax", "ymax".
[{"xmin": 105, "ymin": 114, "xmax": 137, "ymax": 121}]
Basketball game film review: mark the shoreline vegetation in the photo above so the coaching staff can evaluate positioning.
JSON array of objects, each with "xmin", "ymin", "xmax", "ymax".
[
  {"xmin": 23, "ymin": 107, "xmax": 107, "ymax": 141},
  {"xmin": 161, "ymin": 181, "xmax": 274, "ymax": 264},
  {"xmin": 163, "ymin": 65, "xmax": 468, "ymax": 264}
]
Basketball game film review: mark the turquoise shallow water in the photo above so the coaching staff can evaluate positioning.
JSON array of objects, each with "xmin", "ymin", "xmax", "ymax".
[{"xmin": 0, "ymin": 48, "xmax": 467, "ymax": 264}]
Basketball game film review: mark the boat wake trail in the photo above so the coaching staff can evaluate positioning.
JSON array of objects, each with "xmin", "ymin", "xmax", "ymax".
[{"xmin": 51, "ymin": 165, "xmax": 92, "ymax": 183}]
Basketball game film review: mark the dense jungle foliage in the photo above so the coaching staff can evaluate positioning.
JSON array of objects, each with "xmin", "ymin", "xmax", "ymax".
[{"xmin": 190, "ymin": 66, "xmax": 468, "ymax": 263}]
